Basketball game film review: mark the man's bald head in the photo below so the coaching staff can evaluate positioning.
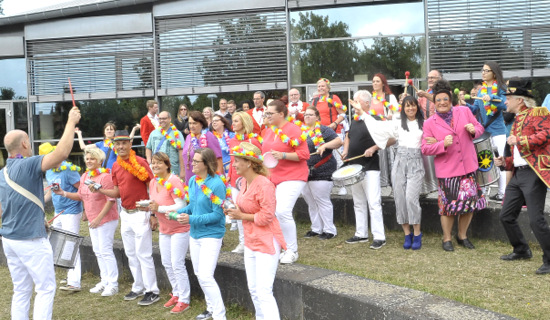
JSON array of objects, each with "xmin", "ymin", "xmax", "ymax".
[{"xmin": 4, "ymin": 130, "xmax": 29, "ymax": 155}]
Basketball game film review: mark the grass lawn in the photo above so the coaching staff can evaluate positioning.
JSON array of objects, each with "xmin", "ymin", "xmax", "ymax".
[{"xmin": 4, "ymin": 212, "xmax": 546, "ymax": 319}]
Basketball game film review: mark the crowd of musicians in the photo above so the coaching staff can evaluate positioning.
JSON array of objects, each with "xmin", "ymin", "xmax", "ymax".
[{"xmin": 1, "ymin": 59, "xmax": 550, "ymax": 320}]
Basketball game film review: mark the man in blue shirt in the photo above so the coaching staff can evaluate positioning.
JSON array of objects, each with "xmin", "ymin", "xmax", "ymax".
[{"xmin": 0, "ymin": 106, "xmax": 81, "ymax": 320}]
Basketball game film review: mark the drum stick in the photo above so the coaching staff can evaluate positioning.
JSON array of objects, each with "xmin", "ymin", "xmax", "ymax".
[
  {"xmin": 473, "ymin": 97, "xmax": 501, "ymax": 102},
  {"xmin": 48, "ymin": 210, "xmax": 65, "ymax": 224},
  {"xmin": 68, "ymin": 78, "xmax": 76, "ymax": 107},
  {"xmin": 310, "ymin": 151, "xmax": 319, "ymax": 156},
  {"xmin": 343, "ymin": 154, "xmax": 366, "ymax": 162},
  {"xmin": 404, "ymin": 71, "xmax": 410, "ymax": 95},
  {"xmin": 408, "ymin": 79, "xmax": 419, "ymax": 93}
]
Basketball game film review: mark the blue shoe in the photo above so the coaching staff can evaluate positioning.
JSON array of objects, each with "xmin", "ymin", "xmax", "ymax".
[
  {"xmin": 403, "ymin": 234, "xmax": 413, "ymax": 250},
  {"xmin": 412, "ymin": 233, "xmax": 423, "ymax": 250}
]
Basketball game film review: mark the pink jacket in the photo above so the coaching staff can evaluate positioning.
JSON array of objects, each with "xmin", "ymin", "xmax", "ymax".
[{"xmin": 421, "ymin": 106, "xmax": 484, "ymax": 178}]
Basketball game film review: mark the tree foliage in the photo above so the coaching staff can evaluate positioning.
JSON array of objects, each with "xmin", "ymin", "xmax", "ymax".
[{"xmin": 0, "ymin": 87, "xmax": 15, "ymax": 100}]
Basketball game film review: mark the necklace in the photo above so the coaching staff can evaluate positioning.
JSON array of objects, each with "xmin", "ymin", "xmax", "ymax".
[
  {"xmin": 373, "ymin": 91, "xmax": 400, "ymax": 113},
  {"xmin": 270, "ymin": 125, "xmax": 306, "ymax": 147},
  {"xmin": 235, "ymin": 132, "xmax": 263, "ymax": 144},
  {"xmin": 195, "ymin": 176, "xmax": 224, "ymax": 206},
  {"xmin": 87, "ymin": 168, "xmax": 110, "ymax": 177},
  {"xmin": 53, "ymin": 161, "xmax": 81, "ymax": 173},
  {"xmin": 286, "ymin": 116, "xmax": 302, "ymax": 127},
  {"xmin": 155, "ymin": 174, "xmax": 189, "ymax": 202},
  {"xmin": 213, "ymin": 130, "xmax": 231, "ymax": 153},
  {"xmin": 317, "ymin": 95, "xmax": 347, "ymax": 112},
  {"xmin": 218, "ymin": 172, "xmax": 232, "ymax": 199},
  {"xmin": 160, "ymin": 124, "xmax": 183, "ymax": 150},
  {"xmin": 116, "ymin": 150, "xmax": 149, "ymax": 181},
  {"xmin": 481, "ymin": 81, "xmax": 498, "ymax": 116},
  {"xmin": 301, "ymin": 122, "xmax": 325, "ymax": 149},
  {"xmin": 104, "ymin": 139, "xmax": 118, "ymax": 155},
  {"xmin": 190, "ymin": 130, "xmax": 208, "ymax": 149}
]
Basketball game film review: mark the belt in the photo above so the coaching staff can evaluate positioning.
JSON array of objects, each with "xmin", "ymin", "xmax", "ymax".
[
  {"xmin": 122, "ymin": 207, "xmax": 139, "ymax": 214},
  {"xmin": 515, "ymin": 165, "xmax": 530, "ymax": 171}
]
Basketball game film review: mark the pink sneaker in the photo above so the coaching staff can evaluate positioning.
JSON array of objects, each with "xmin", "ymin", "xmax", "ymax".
[
  {"xmin": 163, "ymin": 294, "xmax": 179, "ymax": 308},
  {"xmin": 171, "ymin": 302, "xmax": 190, "ymax": 314}
]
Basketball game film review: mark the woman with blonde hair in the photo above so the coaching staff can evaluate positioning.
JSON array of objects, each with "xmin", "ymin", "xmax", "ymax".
[
  {"xmin": 203, "ymin": 107, "xmax": 214, "ymax": 128},
  {"xmin": 227, "ymin": 111, "xmax": 263, "ymax": 253}
]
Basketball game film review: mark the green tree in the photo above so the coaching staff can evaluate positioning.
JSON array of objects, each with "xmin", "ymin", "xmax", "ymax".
[
  {"xmin": 0, "ymin": 0, "xmax": 4, "ymax": 16},
  {"xmin": 0, "ymin": 87, "xmax": 15, "ymax": 100},
  {"xmin": 132, "ymin": 57, "xmax": 153, "ymax": 89}
]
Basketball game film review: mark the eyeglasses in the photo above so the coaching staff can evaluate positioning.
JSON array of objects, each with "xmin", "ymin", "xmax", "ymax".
[
  {"xmin": 192, "ymin": 159, "xmax": 204, "ymax": 164},
  {"xmin": 435, "ymin": 97, "xmax": 450, "ymax": 103},
  {"xmin": 481, "ymin": 69, "xmax": 493, "ymax": 74},
  {"xmin": 180, "ymin": 108, "xmax": 186, "ymax": 111},
  {"xmin": 158, "ymin": 117, "xmax": 169, "ymax": 120},
  {"xmin": 263, "ymin": 112, "xmax": 275, "ymax": 118},
  {"xmin": 253, "ymin": 98, "xmax": 263, "ymax": 101},
  {"xmin": 304, "ymin": 114, "xmax": 316, "ymax": 117},
  {"xmin": 212, "ymin": 119, "xmax": 221, "ymax": 123}
]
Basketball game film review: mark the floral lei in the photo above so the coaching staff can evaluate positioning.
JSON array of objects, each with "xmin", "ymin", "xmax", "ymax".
[
  {"xmin": 373, "ymin": 91, "xmax": 400, "ymax": 113},
  {"xmin": 300, "ymin": 122, "xmax": 325, "ymax": 149},
  {"xmin": 271, "ymin": 126, "xmax": 306, "ymax": 147},
  {"xmin": 104, "ymin": 139, "xmax": 118, "ymax": 155},
  {"xmin": 213, "ymin": 130, "xmax": 231, "ymax": 154},
  {"xmin": 317, "ymin": 95, "xmax": 347, "ymax": 112},
  {"xmin": 155, "ymin": 174, "xmax": 189, "ymax": 202},
  {"xmin": 481, "ymin": 81, "xmax": 498, "ymax": 116},
  {"xmin": 235, "ymin": 132, "xmax": 263, "ymax": 144},
  {"xmin": 195, "ymin": 176, "xmax": 227, "ymax": 206},
  {"xmin": 190, "ymin": 130, "xmax": 208, "ymax": 149},
  {"xmin": 160, "ymin": 124, "xmax": 183, "ymax": 150},
  {"xmin": 286, "ymin": 116, "xmax": 302, "ymax": 127},
  {"xmin": 218, "ymin": 173, "xmax": 232, "ymax": 199},
  {"xmin": 53, "ymin": 161, "xmax": 81, "ymax": 173},
  {"xmin": 116, "ymin": 149, "xmax": 149, "ymax": 181},
  {"xmin": 87, "ymin": 168, "xmax": 110, "ymax": 177},
  {"xmin": 353, "ymin": 111, "xmax": 385, "ymax": 121}
]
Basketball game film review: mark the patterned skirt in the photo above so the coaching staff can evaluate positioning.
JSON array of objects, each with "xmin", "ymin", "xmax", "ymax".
[{"xmin": 437, "ymin": 171, "xmax": 487, "ymax": 216}]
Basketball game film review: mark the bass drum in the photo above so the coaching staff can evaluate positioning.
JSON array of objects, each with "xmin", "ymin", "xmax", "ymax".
[{"xmin": 473, "ymin": 132, "xmax": 499, "ymax": 187}]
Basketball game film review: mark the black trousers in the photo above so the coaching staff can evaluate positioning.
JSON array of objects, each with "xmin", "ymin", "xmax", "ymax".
[{"xmin": 500, "ymin": 167, "xmax": 550, "ymax": 264}]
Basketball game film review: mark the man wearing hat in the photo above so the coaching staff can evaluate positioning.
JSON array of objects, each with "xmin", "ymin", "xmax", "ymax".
[
  {"xmin": 95, "ymin": 130, "xmax": 160, "ymax": 304},
  {"xmin": 0, "ymin": 106, "xmax": 81, "ymax": 320},
  {"xmin": 41, "ymin": 142, "xmax": 84, "ymax": 292},
  {"xmin": 495, "ymin": 77, "xmax": 550, "ymax": 274}
]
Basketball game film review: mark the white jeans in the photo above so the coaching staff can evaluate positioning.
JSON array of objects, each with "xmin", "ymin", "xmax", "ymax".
[
  {"xmin": 350, "ymin": 171, "xmax": 385, "ymax": 240},
  {"xmin": 491, "ymin": 134, "xmax": 507, "ymax": 196},
  {"xmin": 89, "ymin": 219, "xmax": 119, "ymax": 288},
  {"xmin": 52, "ymin": 212, "xmax": 82, "ymax": 287},
  {"xmin": 189, "ymin": 237, "xmax": 226, "ymax": 320},
  {"xmin": 3, "ymin": 237, "xmax": 56, "ymax": 320},
  {"xmin": 275, "ymin": 180, "xmax": 306, "ymax": 253},
  {"xmin": 120, "ymin": 209, "xmax": 159, "ymax": 294},
  {"xmin": 244, "ymin": 239, "xmax": 281, "ymax": 320},
  {"xmin": 231, "ymin": 186, "xmax": 245, "ymax": 246},
  {"xmin": 159, "ymin": 232, "xmax": 191, "ymax": 304},
  {"xmin": 302, "ymin": 180, "xmax": 337, "ymax": 235}
]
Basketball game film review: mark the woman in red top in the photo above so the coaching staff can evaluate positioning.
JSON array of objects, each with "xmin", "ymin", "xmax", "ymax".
[
  {"xmin": 225, "ymin": 142, "xmax": 286, "ymax": 320},
  {"xmin": 313, "ymin": 78, "xmax": 346, "ymax": 133},
  {"xmin": 148, "ymin": 152, "xmax": 191, "ymax": 314},
  {"xmin": 261, "ymin": 100, "xmax": 309, "ymax": 264},
  {"xmin": 227, "ymin": 111, "xmax": 263, "ymax": 254}
]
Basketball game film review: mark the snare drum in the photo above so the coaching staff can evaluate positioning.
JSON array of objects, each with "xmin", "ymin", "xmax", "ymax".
[
  {"xmin": 332, "ymin": 164, "xmax": 365, "ymax": 187},
  {"xmin": 473, "ymin": 132, "xmax": 499, "ymax": 187},
  {"xmin": 48, "ymin": 227, "xmax": 84, "ymax": 269}
]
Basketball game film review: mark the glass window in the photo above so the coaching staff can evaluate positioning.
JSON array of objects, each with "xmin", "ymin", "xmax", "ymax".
[
  {"xmin": 0, "ymin": 58, "xmax": 27, "ymax": 99},
  {"xmin": 290, "ymin": 1, "xmax": 424, "ymax": 41}
]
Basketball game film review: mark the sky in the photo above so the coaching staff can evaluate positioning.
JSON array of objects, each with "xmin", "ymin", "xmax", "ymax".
[{"xmin": 2, "ymin": 0, "xmax": 68, "ymax": 16}]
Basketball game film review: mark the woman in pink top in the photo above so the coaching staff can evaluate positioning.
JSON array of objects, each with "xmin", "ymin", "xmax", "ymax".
[
  {"xmin": 54, "ymin": 147, "xmax": 119, "ymax": 296},
  {"xmin": 147, "ymin": 152, "xmax": 191, "ymax": 314},
  {"xmin": 262, "ymin": 99, "xmax": 309, "ymax": 264},
  {"xmin": 225, "ymin": 142, "xmax": 286, "ymax": 320},
  {"xmin": 227, "ymin": 111, "xmax": 263, "ymax": 254}
]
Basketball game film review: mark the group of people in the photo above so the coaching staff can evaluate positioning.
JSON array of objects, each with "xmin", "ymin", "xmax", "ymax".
[{"xmin": 1, "ymin": 59, "xmax": 550, "ymax": 320}]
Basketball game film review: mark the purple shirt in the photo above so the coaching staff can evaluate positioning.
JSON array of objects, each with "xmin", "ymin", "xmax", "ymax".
[{"xmin": 182, "ymin": 131, "xmax": 222, "ymax": 184}]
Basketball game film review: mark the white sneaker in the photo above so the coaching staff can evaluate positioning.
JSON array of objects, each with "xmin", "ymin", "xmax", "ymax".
[
  {"xmin": 338, "ymin": 187, "xmax": 347, "ymax": 195},
  {"xmin": 280, "ymin": 250, "xmax": 298, "ymax": 264},
  {"xmin": 231, "ymin": 243, "xmax": 244, "ymax": 254},
  {"xmin": 101, "ymin": 286, "xmax": 119, "ymax": 297},
  {"xmin": 89, "ymin": 283, "xmax": 105, "ymax": 294}
]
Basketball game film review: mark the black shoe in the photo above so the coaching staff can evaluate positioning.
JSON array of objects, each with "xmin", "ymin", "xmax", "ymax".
[
  {"xmin": 345, "ymin": 236, "xmax": 368, "ymax": 244},
  {"xmin": 319, "ymin": 232, "xmax": 335, "ymax": 240},
  {"xmin": 442, "ymin": 241, "xmax": 454, "ymax": 252},
  {"xmin": 304, "ymin": 230, "xmax": 320, "ymax": 238},
  {"xmin": 456, "ymin": 236, "xmax": 475, "ymax": 249},
  {"xmin": 138, "ymin": 292, "xmax": 160, "ymax": 306},
  {"xmin": 124, "ymin": 290, "xmax": 145, "ymax": 301},
  {"xmin": 196, "ymin": 310, "xmax": 213, "ymax": 320},
  {"xmin": 370, "ymin": 240, "xmax": 386, "ymax": 250},
  {"xmin": 536, "ymin": 263, "xmax": 550, "ymax": 275},
  {"xmin": 490, "ymin": 193, "xmax": 505, "ymax": 201},
  {"xmin": 500, "ymin": 249, "xmax": 533, "ymax": 261}
]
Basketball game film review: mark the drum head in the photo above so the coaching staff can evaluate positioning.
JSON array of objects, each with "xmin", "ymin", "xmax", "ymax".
[
  {"xmin": 333, "ymin": 164, "xmax": 362, "ymax": 178},
  {"xmin": 473, "ymin": 131, "xmax": 492, "ymax": 144},
  {"xmin": 263, "ymin": 152, "xmax": 278, "ymax": 169}
]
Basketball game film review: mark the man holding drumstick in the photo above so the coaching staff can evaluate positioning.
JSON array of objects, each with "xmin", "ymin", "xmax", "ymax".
[{"xmin": 0, "ymin": 106, "xmax": 81, "ymax": 320}]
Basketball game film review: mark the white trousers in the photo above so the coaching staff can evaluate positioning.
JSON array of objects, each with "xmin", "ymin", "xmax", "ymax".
[
  {"xmin": 189, "ymin": 237, "xmax": 226, "ymax": 320},
  {"xmin": 491, "ymin": 134, "xmax": 507, "ymax": 196},
  {"xmin": 120, "ymin": 209, "xmax": 159, "ymax": 294},
  {"xmin": 350, "ymin": 171, "xmax": 385, "ymax": 240},
  {"xmin": 159, "ymin": 232, "xmax": 191, "ymax": 304},
  {"xmin": 3, "ymin": 237, "xmax": 56, "ymax": 320},
  {"xmin": 244, "ymin": 239, "xmax": 281, "ymax": 320},
  {"xmin": 231, "ymin": 186, "xmax": 245, "ymax": 246},
  {"xmin": 89, "ymin": 219, "xmax": 119, "ymax": 288},
  {"xmin": 302, "ymin": 180, "xmax": 337, "ymax": 235},
  {"xmin": 52, "ymin": 213, "xmax": 82, "ymax": 287},
  {"xmin": 275, "ymin": 180, "xmax": 306, "ymax": 253}
]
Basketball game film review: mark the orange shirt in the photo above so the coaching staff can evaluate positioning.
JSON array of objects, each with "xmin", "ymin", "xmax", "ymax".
[{"xmin": 313, "ymin": 94, "xmax": 343, "ymax": 133}]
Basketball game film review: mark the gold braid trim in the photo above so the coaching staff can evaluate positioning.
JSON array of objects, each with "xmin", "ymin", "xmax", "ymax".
[{"xmin": 531, "ymin": 106, "xmax": 550, "ymax": 117}]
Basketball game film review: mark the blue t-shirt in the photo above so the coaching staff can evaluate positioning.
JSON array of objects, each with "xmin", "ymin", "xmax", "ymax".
[
  {"xmin": 177, "ymin": 174, "xmax": 226, "ymax": 239},
  {"xmin": 468, "ymin": 87, "xmax": 507, "ymax": 136},
  {"xmin": 95, "ymin": 140, "xmax": 117, "ymax": 169},
  {"xmin": 45, "ymin": 161, "xmax": 83, "ymax": 214},
  {"xmin": 0, "ymin": 155, "xmax": 48, "ymax": 240}
]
